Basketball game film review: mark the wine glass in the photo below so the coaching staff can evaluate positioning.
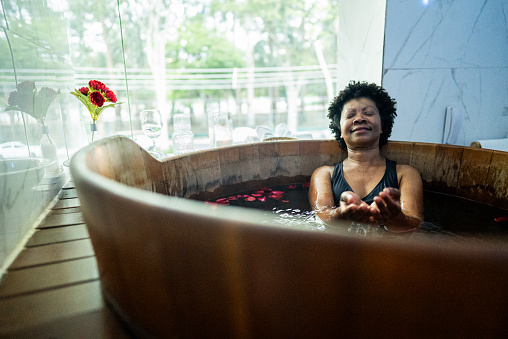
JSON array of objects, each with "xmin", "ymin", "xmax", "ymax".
[{"xmin": 141, "ymin": 109, "xmax": 164, "ymax": 158}]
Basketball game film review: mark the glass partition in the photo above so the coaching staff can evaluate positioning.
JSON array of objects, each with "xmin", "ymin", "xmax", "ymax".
[
  {"xmin": 1, "ymin": 0, "xmax": 387, "ymax": 158},
  {"xmin": 0, "ymin": 0, "xmax": 385, "ymax": 274}
]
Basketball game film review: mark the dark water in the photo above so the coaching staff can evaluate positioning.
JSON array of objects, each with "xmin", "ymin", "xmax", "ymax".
[
  {"xmin": 206, "ymin": 183, "xmax": 324, "ymax": 231},
  {"xmin": 207, "ymin": 183, "xmax": 508, "ymax": 241}
]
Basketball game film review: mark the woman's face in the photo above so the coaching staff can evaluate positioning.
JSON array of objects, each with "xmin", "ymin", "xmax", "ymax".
[{"xmin": 339, "ymin": 97, "xmax": 382, "ymax": 148}]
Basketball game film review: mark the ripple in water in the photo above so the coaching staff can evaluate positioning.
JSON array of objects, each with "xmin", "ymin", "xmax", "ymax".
[{"xmin": 264, "ymin": 207, "xmax": 326, "ymax": 232}]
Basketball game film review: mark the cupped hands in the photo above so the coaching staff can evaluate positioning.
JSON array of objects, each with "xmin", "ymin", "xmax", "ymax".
[{"xmin": 338, "ymin": 187, "xmax": 401, "ymax": 225}]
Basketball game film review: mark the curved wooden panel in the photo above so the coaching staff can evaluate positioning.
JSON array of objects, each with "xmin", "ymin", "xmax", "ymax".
[{"xmin": 70, "ymin": 136, "xmax": 508, "ymax": 338}]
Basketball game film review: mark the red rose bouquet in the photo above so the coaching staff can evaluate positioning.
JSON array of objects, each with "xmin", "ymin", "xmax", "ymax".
[{"xmin": 71, "ymin": 80, "xmax": 120, "ymax": 141}]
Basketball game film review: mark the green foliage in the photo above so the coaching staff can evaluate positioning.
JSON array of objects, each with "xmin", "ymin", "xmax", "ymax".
[
  {"xmin": 168, "ymin": 14, "xmax": 245, "ymax": 70},
  {"xmin": 67, "ymin": 0, "xmax": 138, "ymax": 67},
  {"xmin": 63, "ymin": 0, "xmax": 337, "ymax": 103},
  {"xmin": 166, "ymin": 12, "xmax": 246, "ymax": 100}
]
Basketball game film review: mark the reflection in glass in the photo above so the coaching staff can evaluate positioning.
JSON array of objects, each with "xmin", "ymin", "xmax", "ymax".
[
  {"xmin": 5, "ymin": 80, "xmax": 61, "ymax": 172},
  {"xmin": 0, "ymin": 9, "xmax": 75, "ymax": 273}
]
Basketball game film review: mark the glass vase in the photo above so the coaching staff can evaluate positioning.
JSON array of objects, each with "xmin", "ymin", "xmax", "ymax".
[
  {"xmin": 89, "ymin": 122, "xmax": 102, "ymax": 144},
  {"xmin": 40, "ymin": 125, "xmax": 61, "ymax": 174}
]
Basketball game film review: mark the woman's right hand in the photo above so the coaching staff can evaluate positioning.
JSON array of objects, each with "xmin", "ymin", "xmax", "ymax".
[
  {"xmin": 309, "ymin": 166, "xmax": 378, "ymax": 225},
  {"xmin": 337, "ymin": 191, "xmax": 375, "ymax": 224}
]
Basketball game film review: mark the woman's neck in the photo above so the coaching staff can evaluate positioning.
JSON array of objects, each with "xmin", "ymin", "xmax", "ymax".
[{"xmin": 345, "ymin": 146, "xmax": 384, "ymax": 166}]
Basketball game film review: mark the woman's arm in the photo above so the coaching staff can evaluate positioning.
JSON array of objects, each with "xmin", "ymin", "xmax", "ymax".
[{"xmin": 309, "ymin": 166, "xmax": 373, "ymax": 224}]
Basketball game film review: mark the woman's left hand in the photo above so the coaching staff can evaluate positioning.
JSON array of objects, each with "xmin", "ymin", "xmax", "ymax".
[{"xmin": 369, "ymin": 188, "xmax": 402, "ymax": 224}]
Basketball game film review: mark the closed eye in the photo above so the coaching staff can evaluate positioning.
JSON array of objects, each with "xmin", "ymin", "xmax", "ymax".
[
  {"xmin": 363, "ymin": 107, "xmax": 378, "ymax": 115},
  {"xmin": 345, "ymin": 110, "xmax": 356, "ymax": 119}
]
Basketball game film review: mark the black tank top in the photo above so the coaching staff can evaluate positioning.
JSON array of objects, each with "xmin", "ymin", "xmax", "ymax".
[{"xmin": 331, "ymin": 159, "xmax": 399, "ymax": 205}]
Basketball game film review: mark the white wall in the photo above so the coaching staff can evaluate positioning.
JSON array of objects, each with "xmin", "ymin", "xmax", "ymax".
[
  {"xmin": 336, "ymin": 0, "xmax": 386, "ymax": 93},
  {"xmin": 383, "ymin": 0, "xmax": 508, "ymax": 146}
]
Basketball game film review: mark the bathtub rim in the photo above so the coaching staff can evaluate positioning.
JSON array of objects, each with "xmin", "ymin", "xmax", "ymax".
[{"xmin": 0, "ymin": 157, "xmax": 55, "ymax": 176}]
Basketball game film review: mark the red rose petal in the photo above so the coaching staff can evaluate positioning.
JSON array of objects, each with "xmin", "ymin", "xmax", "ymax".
[
  {"xmin": 78, "ymin": 87, "xmax": 89, "ymax": 95},
  {"xmin": 105, "ymin": 90, "xmax": 117, "ymax": 103},
  {"xmin": 245, "ymin": 197, "xmax": 256, "ymax": 201},
  {"xmin": 90, "ymin": 91, "xmax": 105, "ymax": 107}
]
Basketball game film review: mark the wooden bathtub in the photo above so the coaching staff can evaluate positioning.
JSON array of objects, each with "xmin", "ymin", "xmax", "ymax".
[{"xmin": 70, "ymin": 136, "xmax": 508, "ymax": 338}]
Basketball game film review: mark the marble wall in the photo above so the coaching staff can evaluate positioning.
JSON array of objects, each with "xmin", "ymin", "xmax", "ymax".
[{"xmin": 383, "ymin": 0, "xmax": 508, "ymax": 146}]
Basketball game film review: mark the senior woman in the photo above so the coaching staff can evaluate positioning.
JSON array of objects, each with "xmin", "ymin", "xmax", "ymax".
[{"xmin": 309, "ymin": 81, "xmax": 423, "ymax": 232}]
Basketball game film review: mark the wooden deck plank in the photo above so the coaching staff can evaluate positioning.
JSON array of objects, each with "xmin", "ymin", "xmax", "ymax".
[
  {"xmin": 53, "ymin": 198, "xmax": 81, "ymax": 209},
  {"xmin": 0, "ymin": 308, "xmax": 130, "ymax": 339},
  {"xmin": 38, "ymin": 211, "xmax": 85, "ymax": 229},
  {"xmin": 0, "ymin": 257, "xmax": 99, "ymax": 299},
  {"xmin": 59, "ymin": 188, "xmax": 79, "ymax": 199},
  {"xmin": 0, "ymin": 280, "xmax": 104, "ymax": 334},
  {"xmin": 26, "ymin": 224, "xmax": 89, "ymax": 247},
  {"xmin": 63, "ymin": 180, "xmax": 75, "ymax": 189},
  {"xmin": 51, "ymin": 206, "xmax": 82, "ymax": 214},
  {"xmin": 9, "ymin": 238, "xmax": 95, "ymax": 270},
  {"xmin": 0, "ymin": 180, "xmax": 130, "ymax": 337}
]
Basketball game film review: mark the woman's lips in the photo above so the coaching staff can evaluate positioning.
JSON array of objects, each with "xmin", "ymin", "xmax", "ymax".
[{"xmin": 351, "ymin": 127, "xmax": 371, "ymax": 132}]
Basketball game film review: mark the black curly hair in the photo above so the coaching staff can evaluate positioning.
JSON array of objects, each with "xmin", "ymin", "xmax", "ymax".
[{"xmin": 328, "ymin": 81, "xmax": 397, "ymax": 149}]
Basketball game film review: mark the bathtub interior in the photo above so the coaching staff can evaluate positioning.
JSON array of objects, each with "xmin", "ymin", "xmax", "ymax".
[
  {"xmin": 75, "ymin": 136, "xmax": 508, "ymax": 233},
  {"xmin": 72, "ymin": 136, "xmax": 508, "ymax": 238}
]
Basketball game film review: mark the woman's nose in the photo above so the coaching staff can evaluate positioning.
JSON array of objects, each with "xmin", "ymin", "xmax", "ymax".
[{"xmin": 353, "ymin": 116, "xmax": 366, "ymax": 124}]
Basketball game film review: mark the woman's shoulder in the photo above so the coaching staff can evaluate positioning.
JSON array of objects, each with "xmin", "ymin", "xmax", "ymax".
[
  {"xmin": 311, "ymin": 165, "xmax": 335, "ymax": 177},
  {"xmin": 396, "ymin": 163, "xmax": 422, "ymax": 180}
]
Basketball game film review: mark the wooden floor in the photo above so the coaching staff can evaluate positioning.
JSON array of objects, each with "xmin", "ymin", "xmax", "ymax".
[{"xmin": 0, "ymin": 180, "xmax": 130, "ymax": 338}]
